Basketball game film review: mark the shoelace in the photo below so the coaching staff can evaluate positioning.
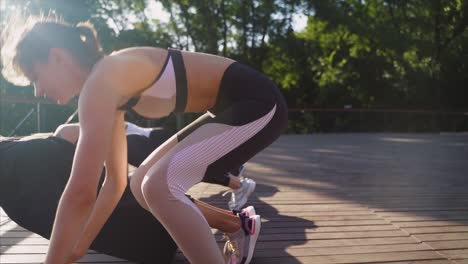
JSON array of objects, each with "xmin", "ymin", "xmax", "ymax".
[
  {"xmin": 222, "ymin": 189, "xmax": 234, "ymax": 197},
  {"xmin": 222, "ymin": 188, "xmax": 242, "ymax": 200}
]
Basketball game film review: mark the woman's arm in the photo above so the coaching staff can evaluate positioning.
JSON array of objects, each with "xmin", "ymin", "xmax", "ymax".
[
  {"xmin": 69, "ymin": 111, "xmax": 128, "ymax": 261},
  {"xmin": 44, "ymin": 68, "xmax": 127, "ymax": 264}
]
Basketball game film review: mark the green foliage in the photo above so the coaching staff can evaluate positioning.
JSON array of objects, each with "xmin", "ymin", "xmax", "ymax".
[{"xmin": 1, "ymin": 0, "xmax": 467, "ymax": 135}]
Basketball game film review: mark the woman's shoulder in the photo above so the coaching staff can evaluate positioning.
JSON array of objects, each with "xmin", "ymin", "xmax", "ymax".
[
  {"xmin": 94, "ymin": 47, "xmax": 168, "ymax": 74},
  {"xmin": 83, "ymin": 47, "xmax": 168, "ymax": 98},
  {"xmin": 111, "ymin": 46, "xmax": 167, "ymax": 56}
]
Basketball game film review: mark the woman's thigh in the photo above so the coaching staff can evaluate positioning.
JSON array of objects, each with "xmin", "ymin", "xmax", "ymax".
[
  {"xmin": 130, "ymin": 113, "xmax": 213, "ymax": 190},
  {"xmin": 140, "ymin": 99, "xmax": 286, "ymax": 191}
]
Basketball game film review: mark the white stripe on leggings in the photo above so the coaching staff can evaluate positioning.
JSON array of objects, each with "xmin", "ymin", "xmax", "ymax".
[{"xmin": 166, "ymin": 104, "xmax": 277, "ymax": 215}]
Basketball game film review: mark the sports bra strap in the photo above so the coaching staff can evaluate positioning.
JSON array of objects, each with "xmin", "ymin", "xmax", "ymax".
[{"xmin": 169, "ymin": 48, "xmax": 187, "ymax": 112}]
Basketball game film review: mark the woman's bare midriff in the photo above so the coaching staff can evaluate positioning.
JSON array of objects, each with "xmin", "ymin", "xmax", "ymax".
[
  {"xmin": 112, "ymin": 47, "xmax": 235, "ymax": 113},
  {"xmin": 180, "ymin": 50, "xmax": 235, "ymax": 112}
]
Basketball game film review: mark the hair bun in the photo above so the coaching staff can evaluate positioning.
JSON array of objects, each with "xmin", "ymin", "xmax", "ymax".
[{"xmin": 75, "ymin": 21, "xmax": 102, "ymax": 53}]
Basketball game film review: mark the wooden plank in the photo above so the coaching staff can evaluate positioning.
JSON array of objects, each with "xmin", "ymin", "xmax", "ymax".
[
  {"xmin": 173, "ymin": 253, "xmax": 451, "ymax": 264},
  {"xmin": 402, "ymin": 226, "xmax": 468, "ymax": 234},
  {"xmin": 266, "ymin": 214, "xmax": 380, "ymax": 221},
  {"xmin": 0, "ymin": 230, "xmax": 41, "ymax": 238},
  {"xmin": 369, "ymin": 202, "xmax": 468, "ymax": 207},
  {"xmin": 414, "ymin": 233, "xmax": 468, "ymax": 242},
  {"xmin": 260, "ymin": 225, "xmax": 398, "ymax": 234},
  {"xmin": 252, "ymin": 204, "xmax": 370, "ymax": 212},
  {"xmin": 364, "ymin": 261, "xmax": 452, "ymax": 264},
  {"xmin": 259, "ymin": 230, "xmax": 410, "ymax": 241},
  {"xmin": 1, "ymin": 245, "xmax": 48, "ymax": 254},
  {"xmin": 438, "ymin": 249, "xmax": 468, "ymax": 259},
  {"xmin": 394, "ymin": 221, "xmax": 468, "ymax": 228},
  {"xmin": 253, "ymin": 243, "xmax": 433, "ymax": 257},
  {"xmin": 348, "ymin": 194, "xmax": 468, "ymax": 200},
  {"xmin": 377, "ymin": 211, "xmax": 468, "ymax": 218},
  {"xmin": 202, "ymin": 199, "xmax": 354, "ymax": 205},
  {"xmin": 262, "ymin": 210, "xmax": 376, "ymax": 217},
  {"xmin": 251, "ymin": 251, "xmax": 447, "ymax": 264},
  {"xmin": 351, "ymin": 197, "xmax": 468, "ymax": 202},
  {"xmin": 255, "ymin": 237, "xmax": 421, "ymax": 249},
  {"xmin": 425, "ymin": 240, "xmax": 468, "ymax": 250},
  {"xmin": 265, "ymin": 219, "xmax": 390, "ymax": 227},
  {"xmin": 373, "ymin": 207, "xmax": 468, "ymax": 212},
  {"xmin": 251, "ymin": 200, "xmax": 357, "ymax": 205},
  {"xmin": 389, "ymin": 216, "xmax": 468, "ymax": 222},
  {"xmin": 378, "ymin": 212, "xmax": 468, "ymax": 222},
  {"xmin": 1, "ymin": 237, "xmax": 49, "ymax": 246}
]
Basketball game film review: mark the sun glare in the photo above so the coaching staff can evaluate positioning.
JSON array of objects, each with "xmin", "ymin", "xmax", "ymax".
[
  {"xmin": 145, "ymin": 0, "xmax": 170, "ymax": 23},
  {"xmin": 0, "ymin": 0, "xmax": 18, "ymax": 13}
]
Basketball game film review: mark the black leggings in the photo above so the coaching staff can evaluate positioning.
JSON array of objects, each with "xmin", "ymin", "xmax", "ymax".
[
  {"xmin": 175, "ymin": 62, "xmax": 289, "ymax": 186},
  {"xmin": 136, "ymin": 62, "xmax": 287, "ymax": 263}
]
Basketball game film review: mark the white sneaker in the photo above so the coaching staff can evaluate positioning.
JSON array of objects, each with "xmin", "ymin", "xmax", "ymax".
[
  {"xmin": 225, "ymin": 178, "xmax": 256, "ymax": 211},
  {"xmin": 245, "ymin": 215, "xmax": 261, "ymax": 264},
  {"xmin": 232, "ymin": 205, "xmax": 256, "ymax": 218},
  {"xmin": 223, "ymin": 214, "xmax": 261, "ymax": 264},
  {"xmin": 241, "ymin": 206, "xmax": 256, "ymax": 217}
]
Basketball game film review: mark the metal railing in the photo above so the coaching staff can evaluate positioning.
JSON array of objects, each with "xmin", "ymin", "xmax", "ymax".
[
  {"xmin": 287, "ymin": 107, "xmax": 468, "ymax": 133},
  {"xmin": 0, "ymin": 95, "xmax": 76, "ymax": 135},
  {"xmin": 1, "ymin": 96, "xmax": 467, "ymax": 135}
]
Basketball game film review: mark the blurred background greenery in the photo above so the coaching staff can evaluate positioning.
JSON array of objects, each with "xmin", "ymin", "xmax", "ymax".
[{"xmin": 1, "ymin": 0, "xmax": 467, "ymax": 135}]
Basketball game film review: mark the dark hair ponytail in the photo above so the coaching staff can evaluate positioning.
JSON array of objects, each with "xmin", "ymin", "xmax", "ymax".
[{"xmin": 75, "ymin": 21, "xmax": 103, "ymax": 66}]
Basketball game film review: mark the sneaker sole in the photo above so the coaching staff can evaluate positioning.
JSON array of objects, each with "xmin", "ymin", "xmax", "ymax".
[{"xmin": 244, "ymin": 215, "xmax": 261, "ymax": 264}]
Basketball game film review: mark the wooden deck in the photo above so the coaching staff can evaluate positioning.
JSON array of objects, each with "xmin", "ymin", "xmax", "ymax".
[{"xmin": 2, "ymin": 133, "xmax": 468, "ymax": 263}]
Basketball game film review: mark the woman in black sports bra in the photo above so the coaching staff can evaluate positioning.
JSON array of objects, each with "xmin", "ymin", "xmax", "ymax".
[{"xmin": 2, "ymin": 16, "xmax": 287, "ymax": 264}]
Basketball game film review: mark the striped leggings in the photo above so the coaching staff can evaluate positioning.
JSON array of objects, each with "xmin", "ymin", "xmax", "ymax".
[{"xmin": 134, "ymin": 63, "xmax": 288, "ymax": 263}]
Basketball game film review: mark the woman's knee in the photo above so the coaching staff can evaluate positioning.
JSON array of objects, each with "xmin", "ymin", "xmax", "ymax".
[
  {"xmin": 141, "ymin": 170, "xmax": 167, "ymax": 203},
  {"xmin": 129, "ymin": 175, "xmax": 143, "ymax": 198},
  {"xmin": 141, "ymin": 164, "xmax": 190, "ymax": 204}
]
